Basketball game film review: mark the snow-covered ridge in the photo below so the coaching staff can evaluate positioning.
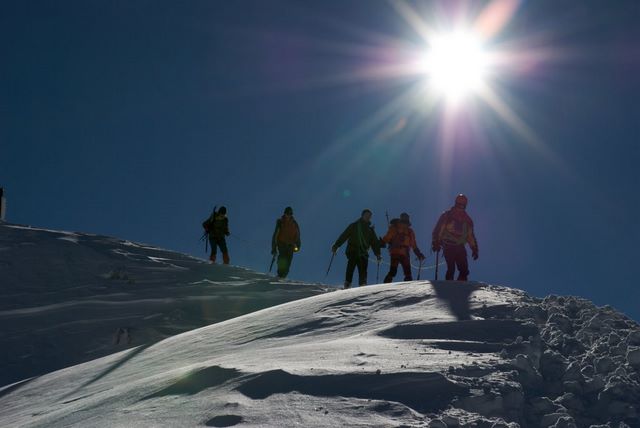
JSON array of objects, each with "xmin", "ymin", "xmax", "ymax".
[
  {"xmin": 0, "ymin": 222, "xmax": 329, "ymax": 386},
  {"xmin": 2, "ymin": 278, "xmax": 639, "ymax": 427}
]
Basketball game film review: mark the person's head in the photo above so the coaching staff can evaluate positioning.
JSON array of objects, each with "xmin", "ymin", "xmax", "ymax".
[
  {"xmin": 361, "ymin": 209, "xmax": 372, "ymax": 222},
  {"xmin": 284, "ymin": 206, "xmax": 293, "ymax": 217},
  {"xmin": 454, "ymin": 194, "xmax": 468, "ymax": 209},
  {"xmin": 217, "ymin": 206, "xmax": 227, "ymax": 215},
  {"xmin": 400, "ymin": 212, "xmax": 410, "ymax": 223}
]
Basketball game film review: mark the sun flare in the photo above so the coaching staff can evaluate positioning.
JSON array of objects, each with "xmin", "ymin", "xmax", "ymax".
[{"xmin": 424, "ymin": 31, "xmax": 489, "ymax": 101}]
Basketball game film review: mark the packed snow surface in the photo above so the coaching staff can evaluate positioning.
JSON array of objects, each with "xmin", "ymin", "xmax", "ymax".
[
  {"xmin": 2, "ymin": 223, "xmax": 639, "ymax": 427},
  {"xmin": 0, "ymin": 223, "xmax": 328, "ymax": 386}
]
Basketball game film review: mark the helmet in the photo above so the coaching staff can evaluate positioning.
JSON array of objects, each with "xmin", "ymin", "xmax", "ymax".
[
  {"xmin": 217, "ymin": 206, "xmax": 227, "ymax": 215},
  {"xmin": 400, "ymin": 212, "xmax": 410, "ymax": 221},
  {"xmin": 454, "ymin": 194, "xmax": 468, "ymax": 208},
  {"xmin": 284, "ymin": 206, "xmax": 293, "ymax": 215}
]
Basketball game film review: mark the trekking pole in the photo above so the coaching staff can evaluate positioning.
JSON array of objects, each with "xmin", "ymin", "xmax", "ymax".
[
  {"xmin": 269, "ymin": 254, "xmax": 276, "ymax": 273},
  {"xmin": 417, "ymin": 257, "xmax": 423, "ymax": 280},
  {"xmin": 376, "ymin": 259, "xmax": 380, "ymax": 283},
  {"xmin": 325, "ymin": 252, "xmax": 335, "ymax": 277},
  {"xmin": 434, "ymin": 250, "xmax": 440, "ymax": 280},
  {"xmin": 200, "ymin": 232, "xmax": 208, "ymax": 253}
]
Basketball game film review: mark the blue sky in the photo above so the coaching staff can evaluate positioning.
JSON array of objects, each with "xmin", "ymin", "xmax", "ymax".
[{"xmin": 2, "ymin": 1, "xmax": 639, "ymax": 320}]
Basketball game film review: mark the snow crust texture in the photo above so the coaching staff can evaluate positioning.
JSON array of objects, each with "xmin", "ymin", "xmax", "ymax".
[
  {"xmin": 1, "ymin": 223, "xmax": 639, "ymax": 427},
  {"xmin": 1, "ymin": 280, "xmax": 638, "ymax": 427},
  {"xmin": 0, "ymin": 223, "xmax": 328, "ymax": 386}
]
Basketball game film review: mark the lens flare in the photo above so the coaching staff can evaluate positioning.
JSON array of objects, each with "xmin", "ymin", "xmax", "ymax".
[{"xmin": 424, "ymin": 31, "xmax": 489, "ymax": 101}]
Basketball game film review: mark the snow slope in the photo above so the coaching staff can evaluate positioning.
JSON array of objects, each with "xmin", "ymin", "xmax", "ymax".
[
  {"xmin": 0, "ymin": 222, "xmax": 329, "ymax": 386},
  {"xmin": 2, "ymin": 279, "xmax": 640, "ymax": 427}
]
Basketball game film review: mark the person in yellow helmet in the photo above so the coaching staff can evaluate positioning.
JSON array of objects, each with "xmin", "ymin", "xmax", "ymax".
[{"xmin": 432, "ymin": 194, "xmax": 478, "ymax": 281}]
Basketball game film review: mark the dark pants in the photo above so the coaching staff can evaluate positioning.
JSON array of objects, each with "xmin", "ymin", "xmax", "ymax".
[
  {"xmin": 277, "ymin": 244, "xmax": 295, "ymax": 278},
  {"xmin": 384, "ymin": 253, "xmax": 412, "ymax": 283},
  {"xmin": 345, "ymin": 255, "xmax": 369, "ymax": 286},
  {"xmin": 209, "ymin": 236, "xmax": 229, "ymax": 264},
  {"xmin": 443, "ymin": 244, "xmax": 469, "ymax": 280}
]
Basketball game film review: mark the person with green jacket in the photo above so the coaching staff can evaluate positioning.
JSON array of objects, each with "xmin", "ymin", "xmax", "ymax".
[
  {"xmin": 271, "ymin": 206, "xmax": 301, "ymax": 278},
  {"xmin": 332, "ymin": 209, "xmax": 382, "ymax": 289}
]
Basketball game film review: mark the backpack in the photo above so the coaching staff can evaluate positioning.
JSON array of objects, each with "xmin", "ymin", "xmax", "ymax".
[{"xmin": 202, "ymin": 206, "xmax": 217, "ymax": 232}]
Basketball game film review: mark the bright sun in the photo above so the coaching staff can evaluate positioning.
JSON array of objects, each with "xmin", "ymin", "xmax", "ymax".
[{"xmin": 424, "ymin": 31, "xmax": 489, "ymax": 101}]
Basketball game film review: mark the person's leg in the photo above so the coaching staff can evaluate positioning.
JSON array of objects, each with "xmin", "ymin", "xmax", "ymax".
[
  {"xmin": 443, "ymin": 246, "xmax": 456, "ymax": 280},
  {"xmin": 456, "ymin": 246, "xmax": 469, "ymax": 281},
  {"xmin": 219, "ymin": 238, "xmax": 230, "ymax": 264},
  {"xmin": 400, "ymin": 254, "xmax": 412, "ymax": 281},
  {"xmin": 277, "ymin": 244, "xmax": 293, "ymax": 278},
  {"xmin": 345, "ymin": 256, "xmax": 357, "ymax": 288},
  {"xmin": 384, "ymin": 255, "xmax": 399, "ymax": 283},
  {"xmin": 357, "ymin": 256, "xmax": 369, "ymax": 286},
  {"xmin": 209, "ymin": 237, "xmax": 217, "ymax": 262}
]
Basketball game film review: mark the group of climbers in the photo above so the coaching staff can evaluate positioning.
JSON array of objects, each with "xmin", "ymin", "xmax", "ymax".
[
  {"xmin": 202, "ymin": 205, "xmax": 302, "ymax": 279},
  {"xmin": 202, "ymin": 194, "xmax": 479, "ymax": 286}
]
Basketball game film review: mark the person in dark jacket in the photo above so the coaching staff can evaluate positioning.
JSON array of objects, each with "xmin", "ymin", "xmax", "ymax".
[
  {"xmin": 332, "ymin": 209, "xmax": 382, "ymax": 289},
  {"xmin": 431, "ymin": 194, "xmax": 478, "ymax": 281},
  {"xmin": 381, "ymin": 212, "xmax": 425, "ymax": 283},
  {"xmin": 203, "ymin": 206, "xmax": 230, "ymax": 264},
  {"xmin": 271, "ymin": 206, "xmax": 301, "ymax": 278}
]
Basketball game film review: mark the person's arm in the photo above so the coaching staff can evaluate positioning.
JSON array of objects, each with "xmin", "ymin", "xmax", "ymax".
[
  {"xmin": 370, "ymin": 226, "xmax": 382, "ymax": 258},
  {"xmin": 295, "ymin": 220, "xmax": 301, "ymax": 250},
  {"xmin": 467, "ymin": 218, "xmax": 479, "ymax": 259},
  {"xmin": 224, "ymin": 218, "xmax": 230, "ymax": 236},
  {"xmin": 410, "ymin": 229, "xmax": 425, "ymax": 259},
  {"xmin": 431, "ymin": 212, "xmax": 446, "ymax": 251},
  {"xmin": 381, "ymin": 225, "xmax": 395, "ymax": 244},
  {"xmin": 332, "ymin": 223, "xmax": 352, "ymax": 251}
]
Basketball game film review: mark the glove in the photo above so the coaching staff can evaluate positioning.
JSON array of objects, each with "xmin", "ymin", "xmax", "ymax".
[
  {"xmin": 431, "ymin": 242, "xmax": 440, "ymax": 252},
  {"xmin": 225, "ymin": 232, "xmax": 230, "ymax": 237},
  {"xmin": 472, "ymin": 248, "xmax": 479, "ymax": 260},
  {"xmin": 331, "ymin": 245, "xmax": 338, "ymax": 253},
  {"xmin": 417, "ymin": 252, "xmax": 426, "ymax": 261},
  {"xmin": 376, "ymin": 254, "xmax": 382, "ymax": 262},
  {"xmin": 271, "ymin": 248, "xmax": 277, "ymax": 256}
]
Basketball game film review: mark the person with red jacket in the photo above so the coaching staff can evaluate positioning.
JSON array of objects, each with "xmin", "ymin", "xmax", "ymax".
[
  {"xmin": 271, "ymin": 206, "xmax": 301, "ymax": 278},
  {"xmin": 432, "ymin": 194, "xmax": 479, "ymax": 281},
  {"xmin": 381, "ymin": 212, "xmax": 425, "ymax": 283}
]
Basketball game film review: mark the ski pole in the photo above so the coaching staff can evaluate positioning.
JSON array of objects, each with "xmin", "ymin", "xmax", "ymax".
[
  {"xmin": 269, "ymin": 254, "xmax": 276, "ymax": 273},
  {"xmin": 325, "ymin": 252, "xmax": 335, "ymax": 277},
  {"xmin": 434, "ymin": 250, "xmax": 439, "ymax": 280},
  {"xmin": 200, "ymin": 232, "xmax": 208, "ymax": 253}
]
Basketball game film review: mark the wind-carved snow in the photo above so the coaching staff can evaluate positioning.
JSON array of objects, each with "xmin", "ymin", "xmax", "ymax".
[
  {"xmin": 1, "ymin": 223, "xmax": 640, "ymax": 427},
  {"xmin": 0, "ymin": 223, "xmax": 329, "ymax": 386}
]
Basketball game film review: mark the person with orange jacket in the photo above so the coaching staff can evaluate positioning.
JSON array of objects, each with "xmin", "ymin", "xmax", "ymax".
[
  {"xmin": 431, "ymin": 194, "xmax": 479, "ymax": 281},
  {"xmin": 271, "ymin": 206, "xmax": 301, "ymax": 278},
  {"xmin": 381, "ymin": 212, "xmax": 425, "ymax": 283}
]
